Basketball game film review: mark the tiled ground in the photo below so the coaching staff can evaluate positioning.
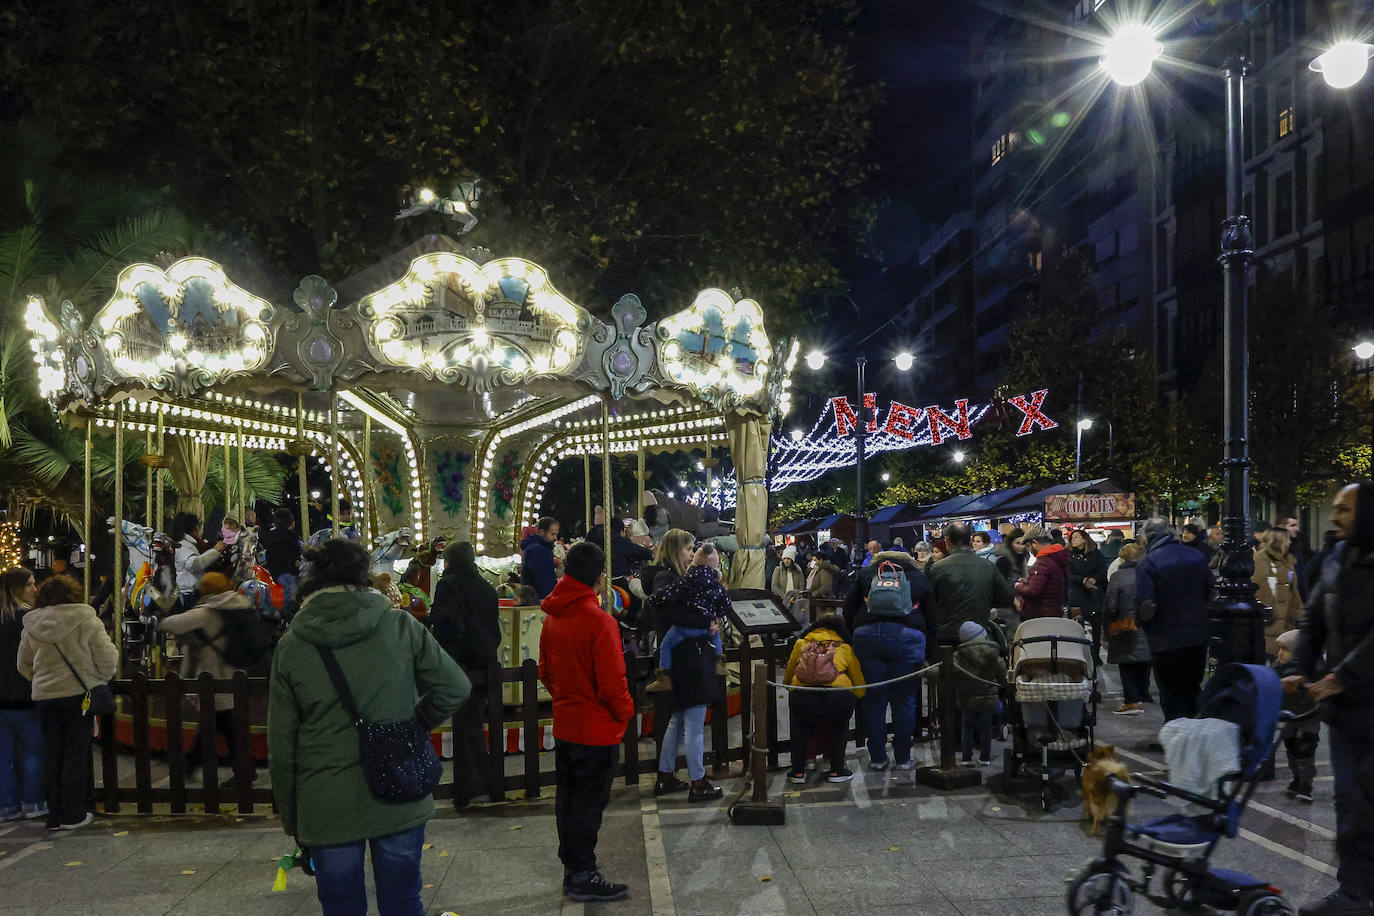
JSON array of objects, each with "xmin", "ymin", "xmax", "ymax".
[{"xmin": 0, "ymin": 675, "xmax": 1341, "ymax": 915}]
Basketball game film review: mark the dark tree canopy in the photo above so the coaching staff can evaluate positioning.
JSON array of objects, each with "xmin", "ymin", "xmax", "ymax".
[{"xmin": 1, "ymin": 0, "xmax": 877, "ymax": 326}]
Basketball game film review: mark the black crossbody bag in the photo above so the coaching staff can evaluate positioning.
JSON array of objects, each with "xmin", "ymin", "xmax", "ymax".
[
  {"xmin": 54, "ymin": 646, "xmax": 116, "ymax": 717},
  {"xmin": 313, "ymin": 645, "xmax": 441, "ymax": 804}
]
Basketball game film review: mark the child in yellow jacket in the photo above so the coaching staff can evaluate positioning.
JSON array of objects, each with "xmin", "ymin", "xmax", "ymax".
[{"xmin": 784, "ymin": 614, "xmax": 866, "ymax": 784}]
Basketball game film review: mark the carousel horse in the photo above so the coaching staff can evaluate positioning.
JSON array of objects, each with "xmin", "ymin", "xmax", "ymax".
[
  {"xmin": 110, "ymin": 519, "xmax": 179, "ymax": 615},
  {"xmin": 370, "ymin": 528, "xmax": 412, "ymax": 575}
]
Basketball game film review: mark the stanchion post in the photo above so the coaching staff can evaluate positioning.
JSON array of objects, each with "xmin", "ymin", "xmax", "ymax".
[
  {"xmin": 915, "ymin": 645, "xmax": 981, "ymax": 790},
  {"xmin": 729, "ymin": 661, "xmax": 785, "ymax": 825}
]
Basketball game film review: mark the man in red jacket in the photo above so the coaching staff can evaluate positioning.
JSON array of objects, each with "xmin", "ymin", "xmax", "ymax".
[
  {"xmin": 539, "ymin": 542, "xmax": 634, "ymax": 903},
  {"xmin": 1014, "ymin": 524, "xmax": 1070, "ymax": 619}
]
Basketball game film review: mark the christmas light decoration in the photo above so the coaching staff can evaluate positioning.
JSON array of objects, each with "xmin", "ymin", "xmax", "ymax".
[{"xmin": 0, "ymin": 522, "xmax": 22, "ymax": 569}]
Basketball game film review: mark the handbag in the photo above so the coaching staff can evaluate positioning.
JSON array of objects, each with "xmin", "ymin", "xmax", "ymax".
[
  {"xmin": 1107, "ymin": 616, "xmax": 1138, "ymax": 637},
  {"xmin": 313, "ymin": 645, "xmax": 441, "ymax": 804},
  {"xmin": 54, "ymin": 646, "xmax": 116, "ymax": 717}
]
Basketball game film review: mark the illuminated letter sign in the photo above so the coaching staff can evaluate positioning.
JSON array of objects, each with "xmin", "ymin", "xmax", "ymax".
[
  {"xmin": 926, "ymin": 399, "xmax": 973, "ymax": 445},
  {"xmin": 831, "ymin": 393, "xmax": 879, "ymax": 436},
  {"xmin": 1008, "ymin": 389, "xmax": 1058, "ymax": 436},
  {"xmin": 883, "ymin": 402, "xmax": 923, "ymax": 440}
]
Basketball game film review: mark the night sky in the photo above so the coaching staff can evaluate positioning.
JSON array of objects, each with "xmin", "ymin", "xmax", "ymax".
[{"xmin": 848, "ymin": 0, "xmax": 974, "ymax": 299}]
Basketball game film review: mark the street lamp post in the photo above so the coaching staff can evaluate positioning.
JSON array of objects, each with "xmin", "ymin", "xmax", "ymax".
[
  {"xmin": 1355, "ymin": 341, "xmax": 1374, "ymax": 463},
  {"xmin": 1103, "ymin": 29, "xmax": 1371, "ymax": 665},
  {"xmin": 854, "ymin": 357, "xmax": 868, "ymax": 546}
]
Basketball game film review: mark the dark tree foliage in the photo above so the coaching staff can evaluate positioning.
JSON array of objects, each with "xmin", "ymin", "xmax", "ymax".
[{"xmin": 1, "ymin": 0, "xmax": 877, "ymax": 326}]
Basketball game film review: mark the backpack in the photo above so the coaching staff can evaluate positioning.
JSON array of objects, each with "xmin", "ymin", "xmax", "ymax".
[
  {"xmin": 795, "ymin": 640, "xmax": 841, "ymax": 686},
  {"xmin": 201, "ymin": 606, "xmax": 277, "ymax": 670},
  {"xmin": 866, "ymin": 561, "xmax": 912, "ymax": 617}
]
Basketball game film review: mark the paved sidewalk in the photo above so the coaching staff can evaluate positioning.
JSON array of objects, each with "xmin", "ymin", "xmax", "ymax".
[{"xmin": 0, "ymin": 700, "xmax": 1339, "ymax": 915}]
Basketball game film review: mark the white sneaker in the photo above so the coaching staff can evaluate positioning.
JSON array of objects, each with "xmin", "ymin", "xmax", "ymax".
[
  {"xmin": 58, "ymin": 812, "xmax": 94, "ymax": 830},
  {"xmin": 892, "ymin": 759, "xmax": 914, "ymax": 772},
  {"xmin": 868, "ymin": 759, "xmax": 891, "ymax": 772}
]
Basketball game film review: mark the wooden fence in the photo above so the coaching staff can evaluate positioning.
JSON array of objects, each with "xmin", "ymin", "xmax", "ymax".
[{"xmin": 93, "ymin": 640, "xmax": 799, "ymax": 816}]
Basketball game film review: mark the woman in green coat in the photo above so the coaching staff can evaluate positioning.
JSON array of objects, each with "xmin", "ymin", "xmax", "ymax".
[{"xmin": 268, "ymin": 540, "xmax": 470, "ymax": 916}]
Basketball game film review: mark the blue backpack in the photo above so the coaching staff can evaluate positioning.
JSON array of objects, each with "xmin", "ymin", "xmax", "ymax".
[{"xmin": 867, "ymin": 561, "xmax": 912, "ymax": 618}]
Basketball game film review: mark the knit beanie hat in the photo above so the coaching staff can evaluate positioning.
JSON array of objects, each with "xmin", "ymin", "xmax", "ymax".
[
  {"xmin": 1274, "ymin": 629, "xmax": 1301, "ymax": 653},
  {"xmin": 782, "ymin": 545, "xmax": 797, "ymax": 560},
  {"xmin": 959, "ymin": 620, "xmax": 986, "ymax": 643}
]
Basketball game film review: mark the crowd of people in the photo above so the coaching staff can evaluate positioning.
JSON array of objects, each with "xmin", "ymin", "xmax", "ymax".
[{"xmin": 2, "ymin": 478, "xmax": 1372, "ymax": 915}]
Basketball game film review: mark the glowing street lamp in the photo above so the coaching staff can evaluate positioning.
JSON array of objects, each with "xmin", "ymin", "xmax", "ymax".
[
  {"xmin": 1309, "ymin": 41, "xmax": 1374, "ymax": 90},
  {"xmin": 804, "ymin": 350, "xmax": 828, "ymax": 371},
  {"xmin": 953, "ymin": 450, "xmax": 966, "ymax": 464},
  {"xmin": 893, "ymin": 351, "xmax": 915, "ymax": 372},
  {"xmin": 1100, "ymin": 23, "xmax": 1162, "ymax": 87},
  {"xmin": 790, "ymin": 428, "xmax": 805, "ymax": 443},
  {"xmin": 1353, "ymin": 341, "xmax": 1374, "ymax": 361},
  {"xmin": 881, "ymin": 472, "xmax": 891, "ymax": 483}
]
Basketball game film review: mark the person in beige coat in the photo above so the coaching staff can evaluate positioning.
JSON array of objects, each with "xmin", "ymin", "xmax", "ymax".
[
  {"xmin": 16, "ymin": 576, "xmax": 117, "ymax": 830},
  {"xmin": 1253, "ymin": 527, "xmax": 1305, "ymax": 657},
  {"xmin": 160, "ymin": 572, "xmax": 253, "ymax": 785}
]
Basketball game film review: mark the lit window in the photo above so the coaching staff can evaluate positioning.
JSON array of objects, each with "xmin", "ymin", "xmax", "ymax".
[
  {"xmin": 1278, "ymin": 107, "xmax": 1294, "ymax": 138},
  {"xmin": 990, "ymin": 132, "xmax": 1019, "ymax": 166}
]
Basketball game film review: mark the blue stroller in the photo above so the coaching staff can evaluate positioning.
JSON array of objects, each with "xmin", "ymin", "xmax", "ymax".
[{"xmin": 1066, "ymin": 663, "xmax": 1313, "ymax": 916}]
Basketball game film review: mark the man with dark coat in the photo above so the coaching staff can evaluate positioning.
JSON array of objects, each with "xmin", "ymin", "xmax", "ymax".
[
  {"xmin": 521, "ymin": 517, "xmax": 560, "ymax": 600},
  {"xmin": 927, "ymin": 523, "xmax": 1015, "ymax": 644},
  {"xmin": 1013, "ymin": 524, "xmax": 1070, "ymax": 619},
  {"xmin": 430, "ymin": 541, "xmax": 502, "ymax": 808},
  {"xmin": 1285, "ymin": 483, "xmax": 1374, "ymax": 916},
  {"xmin": 1135, "ymin": 517, "xmax": 1214, "ymax": 722}
]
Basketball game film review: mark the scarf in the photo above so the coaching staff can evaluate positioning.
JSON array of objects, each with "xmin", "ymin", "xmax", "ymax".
[{"xmin": 647, "ymin": 564, "xmax": 732, "ymax": 622}]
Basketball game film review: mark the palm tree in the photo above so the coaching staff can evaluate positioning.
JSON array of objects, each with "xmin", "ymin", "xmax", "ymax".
[{"xmin": 0, "ymin": 123, "xmax": 285, "ymax": 535}]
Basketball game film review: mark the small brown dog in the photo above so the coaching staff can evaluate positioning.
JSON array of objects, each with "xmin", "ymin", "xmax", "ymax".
[{"xmin": 1081, "ymin": 744, "xmax": 1130, "ymax": 835}]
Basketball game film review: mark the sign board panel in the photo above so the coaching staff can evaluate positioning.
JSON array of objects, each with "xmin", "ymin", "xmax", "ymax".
[
  {"xmin": 1043, "ymin": 492, "xmax": 1136, "ymax": 521},
  {"xmin": 725, "ymin": 588, "xmax": 802, "ymax": 636}
]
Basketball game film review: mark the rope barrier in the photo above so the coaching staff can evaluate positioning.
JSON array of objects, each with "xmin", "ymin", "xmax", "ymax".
[{"xmin": 766, "ymin": 661, "xmax": 942, "ymax": 692}]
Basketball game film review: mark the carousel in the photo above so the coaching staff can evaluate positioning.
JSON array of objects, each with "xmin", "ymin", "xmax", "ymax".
[{"xmin": 24, "ymin": 233, "xmax": 793, "ymax": 679}]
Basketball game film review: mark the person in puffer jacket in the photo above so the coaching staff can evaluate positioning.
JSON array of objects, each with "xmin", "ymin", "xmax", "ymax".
[
  {"xmin": 783, "ymin": 615, "xmax": 866, "ymax": 785},
  {"xmin": 16, "ymin": 575, "xmax": 117, "ymax": 830},
  {"xmin": 952, "ymin": 621, "xmax": 1007, "ymax": 767},
  {"xmin": 1014, "ymin": 524, "xmax": 1070, "ymax": 619}
]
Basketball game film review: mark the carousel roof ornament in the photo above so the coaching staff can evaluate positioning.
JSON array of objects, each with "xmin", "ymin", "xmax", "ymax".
[{"xmin": 24, "ymin": 243, "xmax": 789, "ymax": 426}]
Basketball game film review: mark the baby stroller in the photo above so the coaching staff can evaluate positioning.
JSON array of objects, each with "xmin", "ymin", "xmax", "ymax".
[
  {"xmin": 999, "ymin": 617, "xmax": 1098, "ymax": 809},
  {"xmin": 1066, "ymin": 663, "xmax": 1313, "ymax": 915}
]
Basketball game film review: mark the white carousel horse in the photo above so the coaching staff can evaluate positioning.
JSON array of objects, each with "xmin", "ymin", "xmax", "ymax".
[{"xmin": 108, "ymin": 518, "xmax": 180, "ymax": 615}]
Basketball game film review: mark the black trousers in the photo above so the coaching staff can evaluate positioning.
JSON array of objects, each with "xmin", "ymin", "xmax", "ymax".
[
  {"xmin": 1329, "ymin": 708, "xmax": 1374, "ymax": 900},
  {"xmin": 185, "ymin": 709, "xmax": 238, "ymax": 770},
  {"xmin": 788, "ymin": 690, "xmax": 855, "ymax": 773},
  {"xmin": 554, "ymin": 740, "xmax": 617, "ymax": 877},
  {"xmin": 1151, "ymin": 644, "xmax": 1208, "ymax": 722},
  {"xmin": 452, "ymin": 679, "xmax": 490, "ymax": 807},
  {"xmin": 1118, "ymin": 662, "xmax": 1154, "ymax": 704},
  {"xmin": 37, "ymin": 695, "xmax": 91, "ymax": 826}
]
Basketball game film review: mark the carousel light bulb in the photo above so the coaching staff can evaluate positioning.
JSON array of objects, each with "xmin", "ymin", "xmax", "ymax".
[
  {"xmin": 418, "ymin": 187, "xmax": 436, "ymax": 204},
  {"xmin": 168, "ymin": 332, "xmax": 188, "ymax": 351}
]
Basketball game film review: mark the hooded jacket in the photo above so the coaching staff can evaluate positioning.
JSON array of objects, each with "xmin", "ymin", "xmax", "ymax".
[
  {"xmin": 1103, "ymin": 562, "xmax": 1152, "ymax": 665},
  {"xmin": 927, "ymin": 548, "xmax": 1016, "ymax": 642},
  {"xmin": 521, "ymin": 533, "xmax": 558, "ymax": 599},
  {"xmin": 1135, "ymin": 533, "xmax": 1215, "ymax": 653},
  {"xmin": 431, "ymin": 555, "xmax": 502, "ymax": 670},
  {"xmin": 1293, "ymin": 540, "xmax": 1374, "ymax": 708},
  {"xmin": 267, "ymin": 586, "xmax": 470, "ymax": 845},
  {"xmin": 538, "ymin": 575, "xmax": 634, "ymax": 745},
  {"xmin": 161, "ymin": 590, "xmax": 255, "ymax": 711},
  {"xmin": 783, "ymin": 626, "xmax": 866, "ymax": 697},
  {"xmin": 806, "ymin": 557, "xmax": 842, "ymax": 598},
  {"xmin": 1014, "ymin": 543, "xmax": 1070, "ymax": 619},
  {"xmin": 994, "ymin": 542, "xmax": 1029, "ymax": 586},
  {"xmin": 843, "ymin": 550, "xmax": 938, "ymax": 645},
  {"xmin": 16, "ymin": 603, "xmax": 118, "ymax": 701},
  {"xmin": 952, "ymin": 637, "xmax": 1006, "ymax": 712}
]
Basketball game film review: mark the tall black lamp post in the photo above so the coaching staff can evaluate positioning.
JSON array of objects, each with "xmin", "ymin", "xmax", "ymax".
[{"xmin": 1101, "ymin": 30, "xmax": 1372, "ymax": 664}]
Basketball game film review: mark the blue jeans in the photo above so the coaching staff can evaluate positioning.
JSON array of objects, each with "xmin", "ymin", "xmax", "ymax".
[
  {"xmin": 0, "ymin": 709, "xmax": 44, "ymax": 818},
  {"xmin": 309, "ymin": 824, "xmax": 426, "ymax": 916},
  {"xmin": 658, "ymin": 705, "xmax": 708, "ymax": 781},
  {"xmin": 659, "ymin": 626, "xmax": 722, "ymax": 668},
  {"xmin": 852, "ymin": 623, "xmax": 926, "ymax": 765}
]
